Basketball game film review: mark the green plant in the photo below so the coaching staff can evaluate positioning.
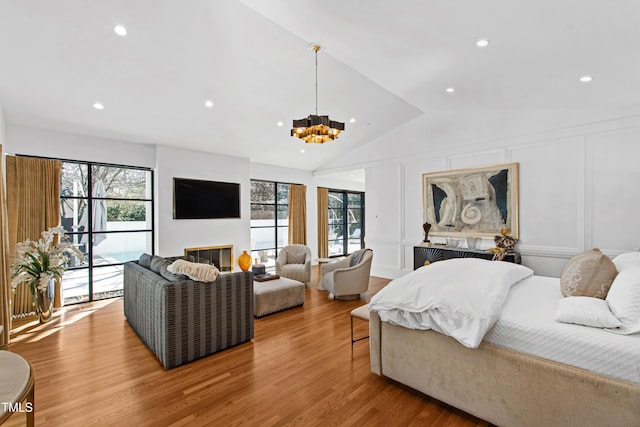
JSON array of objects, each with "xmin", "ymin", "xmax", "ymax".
[{"xmin": 107, "ymin": 201, "xmax": 146, "ymax": 221}]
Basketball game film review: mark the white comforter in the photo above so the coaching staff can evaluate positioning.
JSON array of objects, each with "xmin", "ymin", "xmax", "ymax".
[{"xmin": 368, "ymin": 258, "xmax": 533, "ymax": 348}]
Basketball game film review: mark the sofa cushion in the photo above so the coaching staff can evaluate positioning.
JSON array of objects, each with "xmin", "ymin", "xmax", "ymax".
[
  {"xmin": 560, "ymin": 248, "xmax": 617, "ymax": 299},
  {"xmin": 287, "ymin": 252, "xmax": 306, "ymax": 264},
  {"xmin": 150, "ymin": 255, "xmax": 165, "ymax": 274},
  {"xmin": 139, "ymin": 253, "xmax": 152, "ymax": 269},
  {"xmin": 159, "ymin": 259, "xmax": 188, "ymax": 282}
]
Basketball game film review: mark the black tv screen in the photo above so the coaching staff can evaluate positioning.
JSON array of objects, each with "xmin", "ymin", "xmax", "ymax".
[{"xmin": 173, "ymin": 178, "xmax": 240, "ymax": 219}]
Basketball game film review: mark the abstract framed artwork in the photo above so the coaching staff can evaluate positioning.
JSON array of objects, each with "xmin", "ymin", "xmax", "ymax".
[{"xmin": 422, "ymin": 163, "xmax": 519, "ymax": 239}]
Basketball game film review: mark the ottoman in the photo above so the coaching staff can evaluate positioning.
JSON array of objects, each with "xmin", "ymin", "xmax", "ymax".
[{"xmin": 253, "ymin": 277, "xmax": 305, "ymax": 317}]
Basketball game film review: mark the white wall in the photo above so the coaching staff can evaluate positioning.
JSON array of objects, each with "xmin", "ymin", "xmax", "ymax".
[
  {"xmin": 0, "ymin": 102, "xmax": 5, "ymax": 147},
  {"xmin": 361, "ymin": 116, "xmax": 640, "ymax": 278},
  {"xmin": 155, "ymin": 145, "xmax": 251, "ymax": 258},
  {"xmin": 364, "ymin": 164, "xmax": 403, "ymax": 279},
  {"xmin": 6, "ymin": 124, "xmax": 155, "ymax": 168}
]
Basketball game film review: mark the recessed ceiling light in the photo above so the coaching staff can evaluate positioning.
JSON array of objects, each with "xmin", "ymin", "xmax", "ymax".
[
  {"xmin": 276, "ymin": 121, "xmax": 284, "ymax": 127},
  {"xmin": 476, "ymin": 39, "xmax": 490, "ymax": 47},
  {"xmin": 93, "ymin": 102, "xmax": 104, "ymax": 110},
  {"xmin": 300, "ymin": 149, "xmax": 306, "ymax": 153},
  {"xmin": 349, "ymin": 118, "xmax": 356, "ymax": 123},
  {"xmin": 579, "ymin": 75, "xmax": 593, "ymax": 83},
  {"xmin": 204, "ymin": 100, "xmax": 214, "ymax": 108},
  {"xmin": 114, "ymin": 25, "xmax": 127, "ymax": 36},
  {"xmin": 446, "ymin": 87, "xmax": 455, "ymax": 93}
]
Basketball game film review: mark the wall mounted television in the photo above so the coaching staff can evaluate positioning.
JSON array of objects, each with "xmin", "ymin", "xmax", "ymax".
[{"xmin": 173, "ymin": 178, "xmax": 241, "ymax": 219}]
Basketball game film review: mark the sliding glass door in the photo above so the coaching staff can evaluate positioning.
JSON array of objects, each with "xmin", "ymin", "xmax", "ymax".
[
  {"xmin": 328, "ymin": 190, "xmax": 364, "ymax": 257},
  {"xmin": 60, "ymin": 161, "xmax": 154, "ymax": 304},
  {"xmin": 250, "ymin": 180, "xmax": 290, "ymax": 269}
]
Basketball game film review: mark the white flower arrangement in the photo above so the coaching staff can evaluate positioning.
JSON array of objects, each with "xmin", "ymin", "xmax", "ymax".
[{"xmin": 11, "ymin": 226, "xmax": 85, "ymax": 295}]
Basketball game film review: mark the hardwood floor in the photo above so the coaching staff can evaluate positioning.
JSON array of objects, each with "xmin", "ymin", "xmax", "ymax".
[{"xmin": 6, "ymin": 272, "xmax": 489, "ymax": 427}]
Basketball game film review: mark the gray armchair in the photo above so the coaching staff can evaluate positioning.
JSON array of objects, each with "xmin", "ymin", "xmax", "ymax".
[
  {"xmin": 275, "ymin": 244, "xmax": 312, "ymax": 283},
  {"xmin": 318, "ymin": 249, "xmax": 373, "ymax": 300}
]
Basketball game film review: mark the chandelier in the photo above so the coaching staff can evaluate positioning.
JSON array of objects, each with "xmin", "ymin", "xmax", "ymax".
[{"xmin": 291, "ymin": 45, "xmax": 345, "ymax": 144}]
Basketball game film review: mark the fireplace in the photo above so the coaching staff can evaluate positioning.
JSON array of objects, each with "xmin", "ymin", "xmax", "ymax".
[{"xmin": 184, "ymin": 245, "xmax": 234, "ymax": 272}]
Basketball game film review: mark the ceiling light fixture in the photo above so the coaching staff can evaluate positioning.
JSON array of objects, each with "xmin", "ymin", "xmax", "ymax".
[
  {"xmin": 476, "ymin": 39, "xmax": 490, "ymax": 47},
  {"xmin": 276, "ymin": 121, "xmax": 284, "ymax": 127},
  {"xmin": 446, "ymin": 87, "xmax": 455, "ymax": 93},
  {"xmin": 204, "ymin": 100, "xmax": 214, "ymax": 108},
  {"xmin": 579, "ymin": 75, "xmax": 593, "ymax": 83},
  {"xmin": 291, "ymin": 45, "xmax": 345, "ymax": 144},
  {"xmin": 93, "ymin": 102, "xmax": 104, "ymax": 110},
  {"xmin": 114, "ymin": 25, "xmax": 127, "ymax": 36},
  {"xmin": 349, "ymin": 118, "xmax": 356, "ymax": 123}
]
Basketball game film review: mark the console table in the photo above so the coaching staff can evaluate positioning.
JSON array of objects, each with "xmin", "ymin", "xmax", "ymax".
[{"xmin": 413, "ymin": 245, "xmax": 521, "ymax": 270}]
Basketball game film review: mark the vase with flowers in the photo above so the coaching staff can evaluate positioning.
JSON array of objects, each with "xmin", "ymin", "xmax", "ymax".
[{"xmin": 11, "ymin": 226, "xmax": 84, "ymax": 323}]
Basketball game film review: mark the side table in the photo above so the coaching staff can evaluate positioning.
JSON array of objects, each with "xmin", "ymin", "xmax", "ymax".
[
  {"xmin": 413, "ymin": 245, "xmax": 521, "ymax": 270},
  {"xmin": 0, "ymin": 351, "xmax": 35, "ymax": 427},
  {"xmin": 315, "ymin": 258, "xmax": 334, "ymax": 277}
]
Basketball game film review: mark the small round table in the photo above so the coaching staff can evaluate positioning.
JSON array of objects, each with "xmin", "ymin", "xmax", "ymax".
[
  {"xmin": 0, "ymin": 351, "xmax": 35, "ymax": 426},
  {"xmin": 316, "ymin": 257, "xmax": 334, "ymax": 277}
]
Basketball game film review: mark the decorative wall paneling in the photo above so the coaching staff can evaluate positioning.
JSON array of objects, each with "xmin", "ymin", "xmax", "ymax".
[{"xmin": 366, "ymin": 120, "xmax": 640, "ymax": 278}]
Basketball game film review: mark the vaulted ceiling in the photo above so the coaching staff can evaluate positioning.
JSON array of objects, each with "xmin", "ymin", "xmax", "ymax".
[{"xmin": 1, "ymin": 1, "xmax": 639, "ymax": 171}]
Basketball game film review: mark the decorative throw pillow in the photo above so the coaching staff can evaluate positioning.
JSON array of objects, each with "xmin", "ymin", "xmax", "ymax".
[
  {"xmin": 560, "ymin": 248, "xmax": 617, "ymax": 299},
  {"xmin": 150, "ymin": 255, "xmax": 165, "ymax": 274},
  {"xmin": 168, "ymin": 259, "xmax": 220, "ymax": 282},
  {"xmin": 287, "ymin": 252, "xmax": 306, "ymax": 264},
  {"xmin": 612, "ymin": 252, "xmax": 640, "ymax": 272},
  {"xmin": 605, "ymin": 265, "xmax": 640, "ymax": 335},
  {"xmin": 138, "ymin": 253, "xmax": 152, "ymax": 269},
  {"xmin": 555, "ymin": 296, "xmax": 621, "ymax": 328}
]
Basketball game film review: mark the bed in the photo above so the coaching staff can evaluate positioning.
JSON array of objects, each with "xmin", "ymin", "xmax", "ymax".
[{"xmin": 368, "ymin": 257, "xmax": 640, "ymax": 427}]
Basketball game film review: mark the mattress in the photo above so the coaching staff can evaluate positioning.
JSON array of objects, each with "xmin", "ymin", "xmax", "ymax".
[{"xmin": 484, "ymin": 275, "xmax": 640, "ymax": 384}]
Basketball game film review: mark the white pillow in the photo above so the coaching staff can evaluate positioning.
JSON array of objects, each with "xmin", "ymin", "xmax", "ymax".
[
  {"xmin": 605, "ymin": 265, "xmax": 640, "ymax": 335},
  {"xmin": 612, "ymin": 252, "xmax": 640, "ymax": 272},
  {"xmin": 555, "ymin": 296, "xmax": 621, "ymax": 328},
  {"xmin": 167, "ymin": 259, "xmax": 220, "ymax": 282}
]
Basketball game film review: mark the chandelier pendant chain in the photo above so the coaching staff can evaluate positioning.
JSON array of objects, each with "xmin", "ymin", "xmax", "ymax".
[{"xmin": 315, "ymin": 46, "xmax": 319, "ymax": 116}]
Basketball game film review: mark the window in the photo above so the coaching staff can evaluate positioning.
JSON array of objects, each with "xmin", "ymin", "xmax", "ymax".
[
  {"xmin": 60, "ymin": 161, "xmax": 153, "ymax": 304},
  {"xmin": 250, "ymin": 180, "xmax": 290, "ymax": 269},
  {"xmin": 328, "ymin": 190, "xmax": 364, "ymax": 257}
]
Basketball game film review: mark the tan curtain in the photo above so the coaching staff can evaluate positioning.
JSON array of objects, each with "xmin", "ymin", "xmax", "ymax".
[
  {"xmin": 7, "ymin": 156, "xmax": 62, "ymax": 316},
  {"xmin": 288, "ymin": 184, "xmax": 307, "ymax": 245},
  {"xmin": 0, "ymin": 146, "xmax": 11, "ymax": 346},
  {"xmin": 317, "ymin": 187, "xmax": 329, "ymax": 258}
]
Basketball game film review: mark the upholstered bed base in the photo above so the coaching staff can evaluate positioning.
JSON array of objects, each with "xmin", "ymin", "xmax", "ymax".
[{"xmin": 370, "ymin": 311, "xmax": 640, "ymax": 427}]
